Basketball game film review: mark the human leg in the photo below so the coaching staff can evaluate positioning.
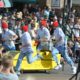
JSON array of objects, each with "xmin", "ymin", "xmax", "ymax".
[
  {"xmin": 15, "ymin": 52, "xmax": 25, "ymax": 71},
  {"xmin": 56, "ymin": 45, "xmax": 76, "ymax": 74},
  {"xmin": 2, "ymin": 43, "xmax": 16, "ymax": 51},
  {"xmin": 51, "ymin": 47, "xmax": 62, "ymax": 70},
  {"xmin": 52, "ymin": 47, "xmax": 60, "ymax": 65},
  {"xmin": 26, "ymin": 51, "xmax": 41, "ymax": 64}
]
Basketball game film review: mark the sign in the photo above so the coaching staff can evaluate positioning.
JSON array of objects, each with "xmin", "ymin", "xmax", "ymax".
[
  {"xmin": 51, "ymin": 0, "xmax": 64, "ymax": 9},
  {"xmin": 52, "ymin": 0, "xmax": 60, "ymax": 7}
]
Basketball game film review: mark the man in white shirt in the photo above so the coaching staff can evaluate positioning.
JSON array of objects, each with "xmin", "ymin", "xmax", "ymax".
[
  {"xmin": 15, "ymin": 25, "xmax": 42, "ymax": 75},
  {"xmin": 1, "ymin": 21, "xmax": 18, "ymax": 51},
  {"xmin": 52, "ymin": 21, "xmax": 76, "ymax": 74}
]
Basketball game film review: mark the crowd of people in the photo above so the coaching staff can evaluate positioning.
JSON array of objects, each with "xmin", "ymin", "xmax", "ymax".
[{"xmin": 0, "ymin": 4, "xmax": 80, "ymax": 80}]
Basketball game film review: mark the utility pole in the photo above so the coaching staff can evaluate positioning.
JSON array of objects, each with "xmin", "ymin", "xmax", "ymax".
[{"xmin": 67, "ymin": 0, "xmax": 72, "ymax": 18}]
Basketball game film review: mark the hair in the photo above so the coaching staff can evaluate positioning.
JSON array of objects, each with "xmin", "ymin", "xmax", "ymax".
[{"xmin": 1, "ymin": 55, "xmax": 13, "ymax": 68}]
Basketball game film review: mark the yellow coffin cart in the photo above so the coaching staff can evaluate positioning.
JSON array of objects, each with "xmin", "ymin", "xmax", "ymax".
[{"xmin": 12, "ymin": 41, "xmax": 61, "ymax": 71}]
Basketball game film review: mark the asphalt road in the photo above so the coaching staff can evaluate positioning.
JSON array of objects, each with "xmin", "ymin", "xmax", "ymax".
[{"xmin": 19, "ymin": 64, "xmax": 80, "ymax": 80}]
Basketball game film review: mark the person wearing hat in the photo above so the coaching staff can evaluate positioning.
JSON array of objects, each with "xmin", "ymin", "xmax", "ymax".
[
  {"xmin": 1, "ymin": 21, "xmax": 18, "ymax": 51},
  {"xmin": 52, "ymin": 21, "xmax": 77, "ymax": 74},
  {"xmin": 36, "ymin": 21, "xmax": 62, "ymax": 70},
  {"xmin": 15, "ymin": 25, "xmax": 43, "ymax": 75}
]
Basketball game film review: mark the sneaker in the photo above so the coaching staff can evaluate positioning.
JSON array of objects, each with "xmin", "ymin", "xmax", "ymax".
[
  {"xmin": 54, "ymin": 64, "xmax": 62, "ymax": 70},
  {"xmin": 54, "ymin": 65, "xmax": 60, "ymax": 70},
  {"xmin": 72, "ymin": 66, "xmax": 77, "ymax": 74},
  {"xmin": 59, "ymin": 64, "xmax": 62, "ymax": 68},
  {"xmin": 16, "ymin": 71, "xmax": 21, "ymax": 76}
]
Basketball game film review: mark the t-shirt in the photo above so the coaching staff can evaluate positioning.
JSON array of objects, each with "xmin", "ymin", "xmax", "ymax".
[
  {"xmin": 0, "ymin": 73, "xmax": 19, "ymax": 80},
  {"xmin": 2, "ymin": 29, "xmax": 16, "ymax": 48},
  {"xmin": 37, "ymin": 27, "xmax": 50, "ymax": 46},
  {"xmin": 53, "ymin": 27, "xmax": 65, "ymax": 47},
  {"xmin": 21, "ymin": 32, "xmax": 33, "ymax": 53}
]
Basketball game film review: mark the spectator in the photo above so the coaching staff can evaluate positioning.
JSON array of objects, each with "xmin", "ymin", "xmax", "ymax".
[{"xmin": 0, "ymin": 55, "xmax": 19, "ymax": 80}]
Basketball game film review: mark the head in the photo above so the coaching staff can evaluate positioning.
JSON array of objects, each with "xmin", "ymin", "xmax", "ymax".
[
  {"xmin": 53, "ymin": 21, "xmax": 59, "ymax": 29},
  {"xmin": 77, "ymin": 18, "xmax": 80, "ymax": 25},
  {"xmin": 21, "ymin": 25, "xmax": 28, "ymax": 32},
  {"xmin": 1, "ymin": 55, "xmax": 13, "ymax": 69},
  {"xmin": 2, "ymin": 16, "xmax": 8, "ymax": 21},
  {"xmin": 39, "ymin": 19, "xmax": 47, "ymax": 28},
  {"xmin": 16, "ymin": 18, "xmax": 22, "ymax": 25},
  {"xmin": 53, "ymin": 16, "xmax": 58, "ymax": 22},
  {"xmin": 67, "ymin": 18, "xmax": 73, "ymax": 24},
  {"xmin": 2, "ymin": 21, "xmax": 8, "ymax": 30}
]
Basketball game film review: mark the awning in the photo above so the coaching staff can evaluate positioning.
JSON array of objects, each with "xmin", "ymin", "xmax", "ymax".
[
  {"xmin": 0, "ymin": 0, "xmax": 4, "ymax": 8},
  {"xmin": 3, "ymin": 0, "xmax": 12, "ymax": 8},
  {"xmin": 13, "ymin": 0, "xmax": 36, "ymax": 3},
  {"xmin": 0, "ymin": 0, "xmax": 12, "ymax": 8}
]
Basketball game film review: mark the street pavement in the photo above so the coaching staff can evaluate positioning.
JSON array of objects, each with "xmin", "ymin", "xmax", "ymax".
[{"xmin": 19, "ymin": 64, "xmax": 80, "ymax": 80}]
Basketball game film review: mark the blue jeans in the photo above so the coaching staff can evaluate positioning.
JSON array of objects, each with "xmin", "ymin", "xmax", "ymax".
[
  {"xmin": 15, "ymin": 51, "xmax": 39, "ymax": 71},
  {"xmin": 37, "ymin": 43, "xmax": 59, "ymax": 65},
  {"xmin": 51, "ymin": 48, "xmax": 60, "ymax": 65},
  {"xmin": 2, "ymin": 43, "xmax": 16, "ymax": 51},
  {"xmin": 55, "ymin": 44, "xmax": 74, "ymax": 67}
]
